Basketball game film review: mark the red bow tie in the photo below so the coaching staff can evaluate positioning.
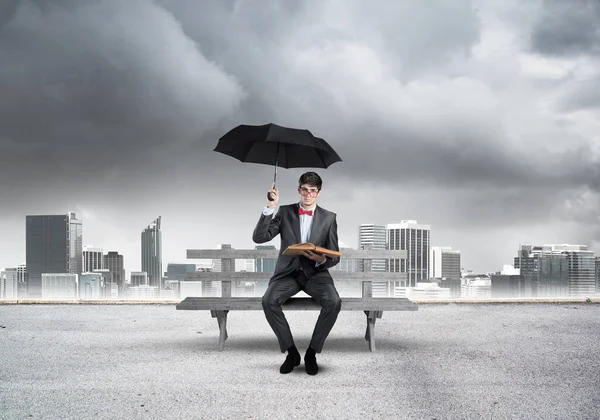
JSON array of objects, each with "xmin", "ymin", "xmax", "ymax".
[{"xmin": 298, "ymin": 208, "xmax": 313, "ymax": 216}]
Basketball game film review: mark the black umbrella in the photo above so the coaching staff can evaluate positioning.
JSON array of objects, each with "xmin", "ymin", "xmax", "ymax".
[{"xmin": 214, "ymin": 123, "xmax": 342, "ymax": 200}]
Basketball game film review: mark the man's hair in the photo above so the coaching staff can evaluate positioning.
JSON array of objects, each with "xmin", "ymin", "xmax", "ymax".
[{"xmin": 298, "ymin": 172, "xmax": 323, "ymax": 190}]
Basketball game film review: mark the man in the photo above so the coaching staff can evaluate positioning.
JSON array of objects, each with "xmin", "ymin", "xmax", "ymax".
[{"xmin": 253, "ymin": 171, "xmax": 341, "ymax": 375}]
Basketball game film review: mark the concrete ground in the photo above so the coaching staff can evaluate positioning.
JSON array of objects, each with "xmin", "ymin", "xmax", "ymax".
[{"xmin": 0, "ymin": 303, "xmax": 599, "ymax": 419}]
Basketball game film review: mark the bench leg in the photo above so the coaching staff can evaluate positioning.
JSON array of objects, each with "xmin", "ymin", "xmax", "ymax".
[
  {"xmin": 211, "ymin": 310, "xmax": 229, "ymax": 351},
  {"xmin": 364, "ymin": 311, "xmax": 383, "ymax": 352}
]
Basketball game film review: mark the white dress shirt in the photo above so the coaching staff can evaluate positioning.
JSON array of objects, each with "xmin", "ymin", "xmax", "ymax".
[{"xmin": 262, "ymin": 204, "xmax": 326, "ymax": 266}]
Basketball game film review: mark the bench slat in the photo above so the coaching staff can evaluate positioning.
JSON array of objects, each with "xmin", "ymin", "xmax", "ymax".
[{"xmin": 176, "ymin": 297, "xmax": 418, "ymax": 311}]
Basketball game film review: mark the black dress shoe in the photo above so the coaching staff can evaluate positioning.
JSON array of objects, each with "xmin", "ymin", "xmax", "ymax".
[
  {"xmin": 280, "ymin": 352, "xmax": 301, "ymax": 374},
  {"xmin": 304, "ymin": 352, "xmax": 318, "ymax": 375}
]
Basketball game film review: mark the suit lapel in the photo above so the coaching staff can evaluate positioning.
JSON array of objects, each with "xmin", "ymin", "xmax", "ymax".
[
  {"xmin": 308, "ymin": 205, "xmax": 321, "ymax": 244},
  {"xmin": 292, "ymin": 204, "xmax": 302, "ymax": 243}
]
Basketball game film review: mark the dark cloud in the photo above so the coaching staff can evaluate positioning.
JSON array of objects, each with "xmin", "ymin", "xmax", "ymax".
[
  {"xmin": 530, "ymin": 0, "xmax": 600, "ymax": 57},
  {"xmin": 0, "ymin": 0, "xmax": 244, "ymax": 193}
]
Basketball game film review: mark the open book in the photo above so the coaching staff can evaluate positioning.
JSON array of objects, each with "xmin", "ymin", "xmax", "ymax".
[{"xmin": 282, "ymin": 242, "xmax": 342, "ymax": 258}]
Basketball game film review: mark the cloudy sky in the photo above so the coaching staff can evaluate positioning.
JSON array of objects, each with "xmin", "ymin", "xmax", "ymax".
[{"xmin": 1, "ymin": 0, "xmax": 600, "ymax": 274}]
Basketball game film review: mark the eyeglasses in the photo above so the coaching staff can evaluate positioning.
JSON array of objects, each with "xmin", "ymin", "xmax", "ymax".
[{"xmin": 298, "ymin": 187, "xmax": 319, "ymax": 196}]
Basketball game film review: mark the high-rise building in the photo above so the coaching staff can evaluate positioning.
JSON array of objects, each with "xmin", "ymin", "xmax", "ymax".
[
  {"xmin": 430, "ymin": 247, "xmax": 461, "ymax": 280},
  {"xmin": 83, "ymin": 246, "xmax": 103, "ymax": 272},
  {"xmin": 26, "ymin": 213, "xmax": 82, "ymax": 298},
  {"xmin": 387, "ymin": 220, "xmax": 431, "ymax": 287},
  {"xmin": 358, "ymin": 224, "xmax": 387, "ymax": 272},
  {"xmin": 104, "ymin": 252, "xmax": 125, "ymax": 291},
  {"xmin": 514, "ymin": 244, "xmax": 596, "ymax": 297},
  {"xmin": 141, "ymin": 217, "xmax": 162, "ymax": 289},
  {"xmin": 358, "ymin": 224, "xmax": 389, "ymax": 297},
  {"xmin": 430, "ymin": 246, "xmax": 461, "ymax": 297}
]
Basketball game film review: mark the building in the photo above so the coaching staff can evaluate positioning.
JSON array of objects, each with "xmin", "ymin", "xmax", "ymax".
[
  {"xmin": 167, "ymin": 263, "xmax": 197, "ymax": 281},
  {"xmin": 26, "ymin": 213, "xmax": 82, "ymax": 298},
  {"xmin": 430, "ymin": 246, "xmax": 461, "ymax": 297},
  {"xmin": 141, "ymin": 217, "xmax": 162, "ymax": 289},
  {"xmin": 83, "ymin": 246, "xmax": 103, "ymax": 272},
  {"xmin": 104, "ymin": 252, "xmax": 125, "ymax": 291},
  {"xmin": 0, "ymin": 268, "xmax": 18, "ymax": 299},
  {"xmin": 358, "ymin": 224, "xmax": 387, "ymax": 272},
  {"xmin": 514, "ymin": 244, "xmax": 595, "ymax": 297},
  {"xmin": 254, "ymin": 245, "xmax": 277, "ymax": 273},
  {"xmin": 16, "ymin": 264, "xmax": 27, "ymax": 297},
  {"xmin": 596, "ymin": 257, "xmax": 600, "ymax": 294},
  {"xmin": 79, "ymin": 273, "xmax": 103, "ymax": 299},
  {"xmin": 387, "ymin": 220, "xmax": 431, "ymax": 288},
  {"xmin": 131, "ymin": 271, "xmax": 148, "ymax": 287},
  {"xmin": 254, "ymin": 245, "xmax": 276, "ymax": 297},
  {"xmin": 128, "ymin": 285, "xmax": 160, "ymax": 299},
  {"xmin": 491, "ymin": 274, "xmax": 527, "ymax": 298},
  {"xmin": 461, "ymin": 273, "xmax": 491, "ymax": 298},
  {"xmin": 41, "ymin": 273, "xmax": 78, "ymax": 300}
]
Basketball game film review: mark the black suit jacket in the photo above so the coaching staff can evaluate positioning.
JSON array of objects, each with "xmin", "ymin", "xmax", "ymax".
[{"xmin": 252, "ymin": 203, "xmax": 340, "ymax": 284}]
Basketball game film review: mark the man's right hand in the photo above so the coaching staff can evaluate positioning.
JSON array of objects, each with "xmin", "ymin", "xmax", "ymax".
[{"xmin": 267, "ymin": 183, "xmax": 279, "ymax": 208}]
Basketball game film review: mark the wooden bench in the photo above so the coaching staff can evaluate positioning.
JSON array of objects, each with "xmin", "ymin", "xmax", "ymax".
[{"xmin": 177, "ymin": 247, "xmax": 417, "ymax": 352}]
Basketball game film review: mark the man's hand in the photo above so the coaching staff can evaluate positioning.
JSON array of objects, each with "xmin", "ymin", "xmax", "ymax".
[
  {"xmin": 301, "ymin": 250, "xmax": 326, "ymax": 263},
  {"xmin": 267, "ymin": 183, "xmax": 279, "ymax": 208}
]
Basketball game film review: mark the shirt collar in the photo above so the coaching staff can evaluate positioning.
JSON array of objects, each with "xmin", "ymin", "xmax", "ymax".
[{"xmin": 298, "ymin": 202, "xmax": 316, "ymax": 212}]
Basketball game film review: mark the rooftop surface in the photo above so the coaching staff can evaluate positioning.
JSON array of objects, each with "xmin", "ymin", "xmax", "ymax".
[{"xmin": 1, "ymin": 302, "xmax": 599, "ymax": 419}]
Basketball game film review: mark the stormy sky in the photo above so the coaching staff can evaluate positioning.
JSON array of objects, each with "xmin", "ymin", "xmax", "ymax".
[{"xmin": 1, "ymin": 0, "xmax": 600, "ymax": 274}]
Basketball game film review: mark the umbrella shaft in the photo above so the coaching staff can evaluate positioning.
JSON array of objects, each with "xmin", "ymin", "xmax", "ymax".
[{"xmin": 273, "ymin": 142, "xmax": 279, "ymax": 186}]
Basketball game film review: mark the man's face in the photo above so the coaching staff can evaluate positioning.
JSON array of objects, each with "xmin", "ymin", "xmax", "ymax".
[{"xmin": 298, "ymin": 183, "xmax": 320, "ymax": 207}]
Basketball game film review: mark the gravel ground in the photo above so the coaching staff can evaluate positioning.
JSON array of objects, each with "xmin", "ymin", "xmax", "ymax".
[{"xmin": 1, "ymin": 303, "xmax": 599, "ymax": 419}]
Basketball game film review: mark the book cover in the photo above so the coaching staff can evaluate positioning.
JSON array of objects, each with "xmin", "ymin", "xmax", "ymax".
[{"xmin": 282, "ymin": 242, "xmax": 342, "ymax": 258}]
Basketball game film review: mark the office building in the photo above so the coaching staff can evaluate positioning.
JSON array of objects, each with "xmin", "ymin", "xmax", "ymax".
[
  {"xmin": 387, "ymin": 220, "xmax": 431, "ymax": 287},
  {"xmin": 26, "ymin": 213, "xmax": 82, "ymax": 298},
  {"xmin": 104, "ymin": 252, "xmax": 125, "ymax": 291},
  {"xmin": 430, "ymin": 246, "xmax": 461, "ymax": 297},
  {"xmin": 358, "ymin": 224, "xmax": 387, "ymax": 272},
  {"xmin": 83, "ymin": 246, "xmax": 103, "ymax": 272},
  {"xmin": 514, "ymin": 244, "xmax": 596, "ymax": 297},
  {"xmin": 141, "ymin": 217, "xmax": 162, "ymax": 289}
]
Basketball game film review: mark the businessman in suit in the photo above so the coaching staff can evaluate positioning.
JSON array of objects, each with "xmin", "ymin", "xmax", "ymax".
[{"xmin": 253, "ymin": 172, "xmax": 341, "ymax": 375}]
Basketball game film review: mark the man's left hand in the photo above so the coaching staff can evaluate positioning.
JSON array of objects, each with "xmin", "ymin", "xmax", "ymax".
[{"xmin": 302, "ymin": 250, "xmax": 326, "ymax": 263}]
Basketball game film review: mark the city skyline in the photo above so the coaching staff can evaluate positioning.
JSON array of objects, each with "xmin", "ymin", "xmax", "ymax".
[
  {"xmin": 3, "ymin": 211, "xmax": 600, "ymax": 277},
  {"xmin": 2, "ymin": 1, "xmax": 600, "ymax": 274}
]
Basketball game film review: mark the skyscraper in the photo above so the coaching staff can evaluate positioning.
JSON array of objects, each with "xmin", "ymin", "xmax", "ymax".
[
  {"xmin": 430, "ymin": 246, "xmax": 461, "ymax": 280},
  {"xmin": 514, "ymin": 244, "xmax": 596, "ymax": 297},
  {"xmin": 104, "ymin": 251, "xmax": 125, "ymax": 291},
  {"xmin": 26, "ymin": 213, "xmax": 82, "ymax": 298},
  {"xmin": 83, "ymin": 246, "xmax": 103, "ymax": 272},
  {"xmin": 430, "ymin": 246, "xmax": 461, "ymax": 297},
  {"xmin": 359, "ymin": 224, "xmax": 388, "ymax": 297},
  {"xmin": 358, "ymin": 224, "xmax": 387, "ymax": 272},
  {"xmin": 387, "ymin": 220, "xmax": 430, "ymax": 288},
  {"xmin": 141, "ymin": 217, "xmax": 162, "ymax": 289}
]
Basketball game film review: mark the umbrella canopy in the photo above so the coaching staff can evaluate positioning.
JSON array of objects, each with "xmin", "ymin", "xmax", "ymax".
[
  {"xmin": 214, "ymin": 123, "xmax": 342, "ymax": 171},
  {"xmin": 214, "ymin": 123, "xmax": 342, "ymax": 201}
]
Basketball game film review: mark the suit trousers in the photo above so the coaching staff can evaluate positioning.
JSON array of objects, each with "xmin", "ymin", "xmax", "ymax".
[{"xmin": 262, "ymin": 269, "xmax": 342, "ymax": 353}]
